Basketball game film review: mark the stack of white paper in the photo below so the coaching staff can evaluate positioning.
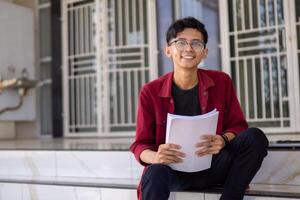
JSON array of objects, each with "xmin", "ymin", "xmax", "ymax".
[{"xmin": 165, "ymin": 109, "xmax": 219, "ymax": 172}]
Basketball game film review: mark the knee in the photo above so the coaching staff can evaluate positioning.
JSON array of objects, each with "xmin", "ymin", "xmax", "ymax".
[
  {"xmin": 241, "ymin": 128, "xmax": 269, "ymax": 155},
  {"xmin": 141, "ymin": 164, "xmax": 171, "ymax": 186}
]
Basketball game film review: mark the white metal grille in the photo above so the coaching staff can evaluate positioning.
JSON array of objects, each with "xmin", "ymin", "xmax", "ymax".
[
  {"xmin": 106, "ymin": 0, "xmax": 154, "ymax": 133},
  {"xmin": 220, "ymin": 0, "xmax": 300, "ymax": 133},
  {"xmin": 64, "ymin": 1, "xmax": 97, "ymax": 134},
  {"xmin": 62, "ymin": 0, "xmax": 157, "ymax": 136}
]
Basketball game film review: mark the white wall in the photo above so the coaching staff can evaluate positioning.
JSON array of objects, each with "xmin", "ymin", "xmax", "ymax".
[{"xmin": 0, "ymin": 1, "xmax": 38, "ymax": 139}]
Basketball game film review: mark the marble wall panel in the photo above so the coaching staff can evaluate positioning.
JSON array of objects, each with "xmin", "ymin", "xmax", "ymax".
[
  {"xmin": 101, "ymin": 188, "xmax": 137, "ymax": 200},
  {"xmin": 0, "ymin": 151, "xmax": 30, "ymax": 176},
  {"xmin": 0, "ymin": 183, "xmax": 22, "ymax": 199},
  {"xmin": 205, "ymin": 193, "xmax": 300, "ymax": 200},
  {"xmin": 252, "ymin": 151, "xmax": 300, "ymax": 185},
  {"xmin": 130, "ymin": 154, "xmax": 143, "ymax": 179},
  {"xmin": 56, "ymin": 151, "xmax": 132, "ymax": 179}
]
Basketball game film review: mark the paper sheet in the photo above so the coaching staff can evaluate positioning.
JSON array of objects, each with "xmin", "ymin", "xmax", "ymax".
[{"xmin": 165, "ymin": 109, "xmax": 219, "ymax": 172}]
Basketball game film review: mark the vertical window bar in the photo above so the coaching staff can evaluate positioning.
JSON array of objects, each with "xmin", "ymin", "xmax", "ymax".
[
  {"xmin": 127, "ymin": 71, "xmax": 133, "ymax": 123},
  {"xmin": 244, "ymin": 58, "xmax": 249, "ymax": 118},
  {"xmin": 113, "ymin": 71, "xmax": 118, "ymax": 124},
  {"xmin": 236, "ymin": 59, "xmax": 241, "ymax": 100},
  {"xmin": 241, "ymin": 0, "xmax": 245, "ymax": 30},
  {"xmin": 233, "ymin": 0, "xmax": 239, "ymax": 60},
  {"xmin": 260, "ymin": 55, "xmax": 266, "ymax": 118},
  {"xmin": 265, "ymin": 0, "xmax": 269, "ymax": 27},
  {"xmin": 252, "ymin": 58, "xmax": 258, "ymax": 119},
  {"xmin": 268, "ymin": 55, "xmax": 274, "ymax": 118},
  {"xmin": 274, "ymin": 0, "xmax": 283, "ymax": 126},
  {"xmin": 86, "ymin": 76, "xmax": 91, "ymax": 125},
  {"xmin": 76, "ymin": 77, "xmax": 80, "ymax": 127},
  {"xmin": 75, "ymin": 8, "xmax": 79, "ymax": 55},
  {"xmin": 80, "ymin": 7, "xmax": 83, "ymax": 54},
  {"xmin": 139, "ymin": 0, "xmax": 145, "ymax": 91},
  {"xmin": 132, "ymin": 0, "xmax": 137, "ymax": 44},
  {"xmin": 70, "ymin": 9, "xmax": 74, "ymax": 56},
  {"xmin": 118, "ymin": 0, "xmax": 123, "ymax": 45},
  {"xmin": 89, "ymin": 5, "xmax": 92, "ymax": 52},
  {"xmin": 125, "ymin": 0, "xmax": 129, "ymax": 45},
  {"xmin": 249, "ymin": 0, "xmax": 253, "ymax": 29},
  {"xmin": 120, "ymin": 71, "xmax": 125, "ymax": 124},
  {"xmin": 82, "ymin": 76, "xmax": 86, "ymax": 126},
  {"xmin": 84, "ymin": 6, "xmax": 88, "ymax": 54},
  {"xmin": 139, "ymin": 0, "xmax": 144, "ymax": 43},
  {"xmin": 257, "ymin": 0, "xmax": 261, "ymax": 28},
  {"xmin": 134, "ymin": 70, "xmax": 139, "ymax": 122},
  {"xmin": 113, "ymin": 0, "xmax": 116, "ymax": 46},
  {"xmin": 70, "ymin": 78, "xmax": 74, "ymax": 128}
]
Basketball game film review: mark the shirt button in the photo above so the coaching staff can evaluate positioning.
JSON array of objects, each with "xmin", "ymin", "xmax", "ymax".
[
  {"xmin": 203, "ymin": 91, "xmax": 208, "ymax": 96},
  {"xmin": 202, "ymin": 106, "xmax": 206, "ymax": 110}
]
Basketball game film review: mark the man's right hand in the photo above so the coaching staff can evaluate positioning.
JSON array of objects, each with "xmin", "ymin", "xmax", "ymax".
[
  {"xmin": 140, "ymin": 144, "xmax": 185, "ymax": 165},
  {"xmin": 153, "ymin": 143, "xmax": 185, "ymax": 164}
]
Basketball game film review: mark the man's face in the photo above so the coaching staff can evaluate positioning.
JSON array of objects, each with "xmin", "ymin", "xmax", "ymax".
[{"xmin": 165, "ymin": 28, "xmax": 208, "ymax": 71}]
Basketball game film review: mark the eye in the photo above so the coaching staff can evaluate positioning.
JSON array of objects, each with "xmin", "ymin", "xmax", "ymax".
[
  {"xmin": 176, "ymin": 40, "xmax": 187, "ymax": 46},
  {"xmin": 191, "ymin": 41, "xmax": 203, "ymax": 47}
]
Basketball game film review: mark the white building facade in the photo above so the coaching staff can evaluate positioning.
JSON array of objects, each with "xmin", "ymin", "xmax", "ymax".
[{"xmin": 1, "ymin": 0, "xmax": 299, "ymax": 141}]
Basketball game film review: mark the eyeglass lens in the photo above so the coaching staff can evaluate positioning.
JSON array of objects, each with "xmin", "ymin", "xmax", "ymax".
[{"xmin": 175, "ymin": 40, "xmax": 204, "ymax": 51}]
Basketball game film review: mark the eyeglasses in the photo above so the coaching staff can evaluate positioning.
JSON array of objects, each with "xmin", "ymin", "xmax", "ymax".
[{"xmin": 169, "ymin": 39, "xmax": 205, "ymax": 52}]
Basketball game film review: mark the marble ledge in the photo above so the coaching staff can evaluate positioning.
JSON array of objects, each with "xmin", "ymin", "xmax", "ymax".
[
  {"xmin": 0, "ymin": 138, "xmax": 133, "ymax": 151},
  {"xmin": 0, "ymin": 175, "xmax": 139, "ymax": 189},
  {"xmin": 1, "ymin": 175, "xmax": 300, "ymax": 199}
]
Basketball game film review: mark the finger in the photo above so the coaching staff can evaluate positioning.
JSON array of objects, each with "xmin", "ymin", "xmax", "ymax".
[
  {"xmin": 161, "ymin": 143, "xmax": 182, "ymax": 150},
  {"xmin": 196, "ymin": 144, "xmax": 221, "ymax": 156},
  {"xmin": 158, "ymin": 155, "xmax": 183, "ymax": 164},
  {"xmin": 160, "ymin": 149, "xmax": 186, "ymax": 158},
  {"xmin": 195, "ymin": 141, "xmax": 211, "ymax": 148},
  {"xmin": 196, "ymin": 149, "xmax": 210, "ymax": 157},
  {"xmin": 195, "ymin": 146, "xmax": 210, "ymax": 156},
  {"xmin": 200, "ymin": 135, "xmax": 214, "ymax": 140}
]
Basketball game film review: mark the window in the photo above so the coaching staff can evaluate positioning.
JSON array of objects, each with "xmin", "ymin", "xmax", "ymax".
[{"xmin": 37, "ymin": 0, "xmax": 52, "ymax": 136}]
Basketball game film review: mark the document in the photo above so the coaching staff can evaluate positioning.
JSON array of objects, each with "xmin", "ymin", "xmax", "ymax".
[{"xmin": 165, "ymin": 109, "xmax": 219, "ymax": 172}]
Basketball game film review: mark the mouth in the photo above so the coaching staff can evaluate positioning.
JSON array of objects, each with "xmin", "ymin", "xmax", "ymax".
[{"xmin": 181, "ymin": 55, "xmax": 196, "ymax": 60}]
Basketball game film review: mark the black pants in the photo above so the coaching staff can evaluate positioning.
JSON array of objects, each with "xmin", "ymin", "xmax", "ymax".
[{"xmin": 141, "ymin": 128, "xmax": 269, "ymax": 200}]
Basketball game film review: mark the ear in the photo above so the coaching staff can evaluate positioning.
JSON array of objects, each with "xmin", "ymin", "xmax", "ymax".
[
  {"xmin": 202, "ymin": 48, "xmax": 208, "ymax": 59},
  {"xmin": 164, "ymin": 46, "xmax": 172, "ymax": 58}
]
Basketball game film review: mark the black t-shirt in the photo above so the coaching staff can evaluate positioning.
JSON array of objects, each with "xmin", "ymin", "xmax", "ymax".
[{"xmin": 171, "ymin": 82, "xmax": 201, "ymax": 116}]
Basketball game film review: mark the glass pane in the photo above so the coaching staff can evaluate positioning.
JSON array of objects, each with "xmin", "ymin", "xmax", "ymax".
[
  {"xmin": 39, "ymin": 0, "xmax": 50, "ymax": 4},
  {"xmin": 40, "ymin": 61, "xmax": 51, "ymax": 80},
  {"xmin": 40, "ymin": 84, "xmax": 52, "ymax": 135},
  {"xmin": 39, "ymin": 7, "xmax": 51, "ymax": 58},
  {"xmin": 296, "ymin": 0, "xmax": 300, "ymax": 22}
]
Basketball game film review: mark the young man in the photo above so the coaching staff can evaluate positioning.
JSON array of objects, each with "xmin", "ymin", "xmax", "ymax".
[{"xmin": 130, "ymin": 17, "xmax": 268, "ymax": 200}]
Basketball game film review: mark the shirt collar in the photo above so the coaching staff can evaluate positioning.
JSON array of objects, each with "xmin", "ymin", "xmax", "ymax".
[{"xmin": 158, "ymin": 69, "xmax": 215, "ymax": 97}]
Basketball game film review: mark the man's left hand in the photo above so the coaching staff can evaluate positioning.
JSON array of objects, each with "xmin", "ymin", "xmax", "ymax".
[{"xmin": 195, "ymin": 135, "xmax": 225, "ymax": 157}]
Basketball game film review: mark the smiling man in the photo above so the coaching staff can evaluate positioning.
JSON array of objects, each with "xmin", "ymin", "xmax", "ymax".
[{"xmin": 130, "ymin": 17, "xmax": 269, "ymax": 200}]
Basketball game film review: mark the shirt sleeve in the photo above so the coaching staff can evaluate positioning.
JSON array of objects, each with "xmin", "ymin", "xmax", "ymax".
[
  {"xmin": 223, "ymin": 75, "xmax": 248, "ymax": 135},
  {"xmin": 129, "ymin": 85, "xmax": 156, "ymax": 166}
]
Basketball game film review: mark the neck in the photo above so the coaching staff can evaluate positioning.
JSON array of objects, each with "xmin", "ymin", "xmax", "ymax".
[{"xmin": 173, "ymin": 68, "xmax": 198, "ymax": 90}]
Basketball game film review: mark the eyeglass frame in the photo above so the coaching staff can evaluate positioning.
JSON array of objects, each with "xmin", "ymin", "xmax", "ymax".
[{"xmin": 168, "ymin": 39, "xmax": 206, "ymax": 52}]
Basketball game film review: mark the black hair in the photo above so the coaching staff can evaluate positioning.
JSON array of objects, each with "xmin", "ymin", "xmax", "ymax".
[{"xmin": 166, "ymin": 17, "xmax": 208, "ymax": 45}]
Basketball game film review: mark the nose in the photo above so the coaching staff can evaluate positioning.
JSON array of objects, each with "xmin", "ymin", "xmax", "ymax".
[{"xmin": 185, "ymin": 43, "xmax": 194, "ymax": 51}]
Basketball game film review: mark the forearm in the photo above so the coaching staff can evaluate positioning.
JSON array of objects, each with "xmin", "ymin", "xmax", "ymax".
[{"xmin": 223, "ymin": 132, "xmax": 236, "ymax": 142}]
